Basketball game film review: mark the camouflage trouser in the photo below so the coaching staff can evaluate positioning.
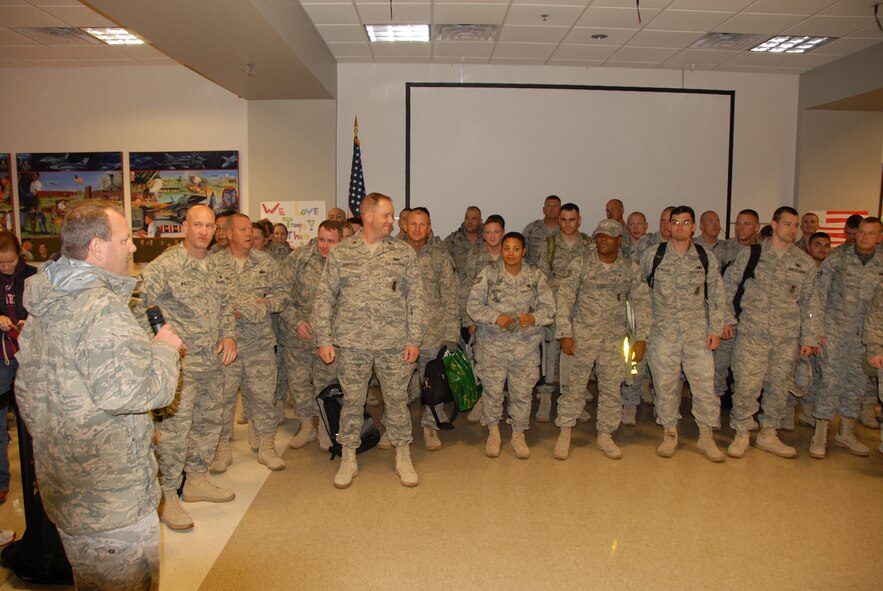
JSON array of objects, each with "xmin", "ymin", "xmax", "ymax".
[
  {"xmin": 57, "ymin": 513, "xmax": 159, "ymax": 591},
  {"xmin": 557, "ymin": 337, "xmax": 628, "ymax": 432},
  {"xmin": 621, "ymin": 355, "xmax": 648, "ymax": 407},
  {"xmin": 475, "ymin": 335, "xmax": 540, "ymax": 432},
  {"xmin": 815, "ymin": 335, "xmax": 866, "ymax": 421},
  {"xmin": 221, "ymin": 346, "xmax": 278, "ymax": 439},
  {"xmin": 731, "ymin": 331, "xmax": 797, "ymax": 431},
  {"xmin": 156, "ymin": 357, "xmax": 223, "ymax": 490},
  {"xmin": 275, "ymin": 345, "xmax": 288, "ymax": 402},
  {"xmin": 541, "ymin": 326, "xmax": 560, "ymax": 386},
  {"xmin": 283, "ymin": 344, "xmax": 338, "ymax": 419},
  {"xmin": 415, "ymin": 347, "xmax": 449, "ymax": 431},
  {"xmin": 648, "ymin": 334, "xmax": 720, "ymax": 429},
  {"xmin": 337, "ymin": 347, "xmax": 414, "ymax": 448},
  {"xmin": 714, "ymin": 327, "xmax": 737, "ymax": 397}
]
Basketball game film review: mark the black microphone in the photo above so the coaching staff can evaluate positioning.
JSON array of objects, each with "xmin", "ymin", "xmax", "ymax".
[{"xmin": 146, "ymin": 306, "xmax": 166, "ymax": 335}]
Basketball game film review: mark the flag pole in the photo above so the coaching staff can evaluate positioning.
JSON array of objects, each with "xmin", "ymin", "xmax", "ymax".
[{"xmin": 354, "ymin": 116, "xmax": 360, "ymax": 146}]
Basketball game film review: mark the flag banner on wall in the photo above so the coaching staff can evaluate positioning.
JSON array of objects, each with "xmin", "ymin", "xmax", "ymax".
[
  {"xmin": 260, "ymin": 201, "xmax": 326, "ymax": 248},
  {"xmin": 348, "ymin": 118, "xmax": 365, "ymax": 217},
  {"xmin": 815, "ymin": 210, "xmax": 868, "ymax": 246}
]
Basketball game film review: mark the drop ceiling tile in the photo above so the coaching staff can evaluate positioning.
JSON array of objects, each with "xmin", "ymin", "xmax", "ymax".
[
  {"xmin": 505, "ymin": 4, "xmax": 586, "ymax": 27},
  {"xmin": 434, "ymin": 4, "xmax": 509, "ymax": 24},
  {"xmin": 2, "ymin": 44, "xmax": 71, "ymax": 59},
  {"xmin": 370, "ymin": 41, "xmax": 431, "ymax": 56},
  {"xmin": 564, "ymin": 26, "xmax": 638, "ymax": 44},
  {"xmin": 664, "ymin": 48, "xmax": 742, "ymax": 66},
  {"xmin": 743, "ymin": 0, "xmax": 835, "ymax": 15},
  {"xmin": 781, "ymin": 51, "xmax": 842, "ymax": 68},
  {"xmin": 714, "ymin": 12, "xmax": 807, "ymax": 34},
  {"xmin": 591, "ymin": 0, "xmax": 672, "ymax": 8},
  {"xmin": 719, "ymin": 49, "xmax": 796, "ymax": 65},
  {"xmin": 602, "ymin": 61, "xmax": 659, "ymax": 68},
  {"xmin": 27, "ymin": 0, "xmax": 83, "ymax": 6},
  {"xmin": 21, "ymin": 59, "xmax": 85, "ymax": 66},
  {"xmin": 510, "ymin": 0, "xmax": 590, "ymax": 5},
  {"xmin": 81, "ymin": 58, "xmax": 140, "ymax": 66},
  {"xmin": 610, "ymin": 45, "xmax": 679, "ymax": 61},
  {"xmin": 820, "ymin": 0, "xmax": 881, "ymax": 17},
  {"xmin": 36, "ymin": 6, "xmax": 116, "ymax": 27},
  {"xmin": 625, "ymin": 29, "xmax": 705, "ymax": 48},
  {"xmin": 375, "ymin": 56, "xmax": 432, "ymax": 62},
  {"xmin": 326, "ymin": 42, "xmax": 373, "ymax": 57},
  {"xmin": 301, "ymin": 4, "xmax": 361, "ymax": 26},
  {"xmin": 0, "ymin": 5, "xmax": 65, "ymax": 26},
  {"xmin": 498, "ymin": 25, "xmax": 570, "ymax": 43},
  {"xmin": 782, "ymin": 15, "xmax": 872, "ymax": 37},
  {"xmin": 316, "ymin": 24, "xmax": 368, "ymax": 43},
  {"xmin": 645, "ymin": 9, "xmax": 736, "ymax": 32},
  {"xmin": 336, "ymin": 56, "xmax": 373, "ymax": 63},
  {"xmin": 433, "ymin": 0, "xmax": 509, "ymax": 4},
  {"xmin": 432, "ymin": 56, "xmax": 490, "ymax": 64},
  {"xmin": 433, "ymin": 40, "xmax": 494, "ymax": 56},
  {"xmin": 137, "ymin": 57, "xmax": 178, "ymax": 66},
  {"xmin": 669, "ymin": 0, "xmax": 753, "ymax": 10},
  {"xmin": 818, "ymin": 36, "xmax": 881, "ymax": 54},
  {"xmin": 717, "ymin": 64, "xmax": 808, "ymax": 73},
  {"xmin": 846, "ymin": 23, "xmax": 883, "ymax": 38},
  {"xmin": 552, "ymin": 43, "xmax": 618, "ymax": 60},
  {"xmin": 547, "ymin": 59, "xmax": 606, "ymax": 66},
  {"xmin": 54, "ymin": 45, "xmax": 124, "ymax": 60},
  {"xmin": 489, "ymin": 57, "xmax": 548, "ymax": 64},
  {"xmin": 493, "ymin": 41, "xmax": 557, "ymax": 58},
  {"xmin": 0, "ymin": 26, "xmax": 40, "ymax": 45},
  {"xmin": 356, "ymin": 3, "xmax": 431, "ymax": 24},
  {"xmin": 577, "ymin": 6, "xmax": 660, "ymax": 28},
  {"xmin": 114, "ymin": 44, "xmax": 170, "ymax": 60}
]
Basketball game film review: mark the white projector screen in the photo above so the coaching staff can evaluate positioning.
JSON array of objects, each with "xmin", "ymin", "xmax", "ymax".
[{"xmin": 406, "ymin": 83, "xmax": 734, "ymax": 239}]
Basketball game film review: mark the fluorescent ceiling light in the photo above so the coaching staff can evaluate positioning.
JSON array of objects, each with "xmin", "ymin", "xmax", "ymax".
[
  {"xmin": 366, "ymin": 24, "xmax": 429, "ymax": 42},
  {"xmin": 81, "ymin": 27, "xmax": 145, "ymax": 45},
  {"xmin": 750, "ymin": 36, "xmax": 833, "ymax": 54}
]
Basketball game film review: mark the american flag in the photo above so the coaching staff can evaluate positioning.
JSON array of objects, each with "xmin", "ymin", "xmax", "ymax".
[
  {"xmin": 348, "ymin": 134, "xmax": 365, "ymax": 217},
  {"xmin": 815, "ymin": 209, "xmax": 868, "ymax": 246}
]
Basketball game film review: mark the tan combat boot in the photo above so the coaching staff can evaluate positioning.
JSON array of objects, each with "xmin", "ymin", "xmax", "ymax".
[
  {"xmin": 377, "ymin": 431, "xmax": 393, "ymax": 450},
  {"xmin": 809, "ymin": 419, "xmax": 828, "ymax": 459},
  {"xmin": 510, "ymin": 431, "xmax": 530, "ymax": 459},
  {"xmin": 834, "ymin": 418, "xmax": 870, "ymax": 456},
  {"xmin": 656, "ymin": 426, "xmax": 678, "ymax": 458},
  {"xmin": 596, "ymin": 433, "xmax": 622, "ymax": 460},
  {"xmin": 209, "ymin": 438, "xmax": 232, "ymax": 474},
  {"xmin": 553, "ymin": 426, "xmax": 571, "ymax": 460},
  {"xmin": 289, "ymin": 418, "xmax": 318, "ymax": 449},
  {"xmin": 257, "ymin": 434, "xmax": 286, "ymax": 470},
  {"xmin": 485, "ymin": 423, "xmax": 501, "ymax": 458},
  {"xmin": 621, "ymin": 405, "xmax": 637, "ymax": 426},
  {"xmin": 727, "ymin": 430, "xmax": 750, "ymax": 458},
  {"xmin": 334, "ymin": 447, "xmax": 359, "ymax": 489},
  {"xmin": 247, "ymin": 421, "xmax": 259, "ymax": 452},
  {"xmin": 697, "ymin": 427, "xmax": 725, "ymax": 463},
  {"xmin": 160, "ymin": 489, "xmax": 194, "ymax": 531},
  {"xmin": 182, "ymin": 471, "xmax": 235, "ymax": 503},
  {"xmin": 859, "ymin": 399, "xmax": 880, "ymax": 430},
  {"xmin": 755, "ymin": 427, "xmax": 797, "ymax": 458},
  {"xmin": 423, "ymin": 427, "xmax": 442, "ymax": 451},
  {"xmin": 798, "ymin": 402, "xmax": 815, "ymax": 427},
  {"xmin": 394, "ymin": 445, "xmax": 419, "ymax": 487}
]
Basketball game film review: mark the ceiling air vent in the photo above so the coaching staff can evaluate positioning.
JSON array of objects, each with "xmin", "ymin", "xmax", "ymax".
[
  {"xmin": 14, "ymin": 27, "xmax": 101, "ymax": 46},
  {"xmin": 435, "ymin": 24, "xmax": 498, "ymax": 42},
  {"xmin": 689, "ymin": 32, "xmax": 770, "ymax": 51}
]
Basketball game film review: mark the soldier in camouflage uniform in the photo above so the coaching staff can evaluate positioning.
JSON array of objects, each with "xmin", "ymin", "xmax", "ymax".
[
  {"xmin": 605, "ymin": 199, "xmax": 632, "ymax": 259},
  {"xmin": 809, "ymin": 217, "xmax": 883, "ymax": 458},
  {"xmin": 468, "ymin": 232, "xmax": 555, "ymax": 460},
  {"xmin": 863, "ymin": 281, "xmax": 883, "ymax": 454},
  {"xmin": 214, "ymin": 213, "xmax": 289, "ymax": 471},
  {"xmin": 554, "ymin": 220, "xmax": 650, "ymax": 460},
  {"xmin": 406, "ymin": 208, "xmax": 460, "ymax": 450},
  {"xmin": 633, "ymin": 205, "xmax": 674, "ymax": 261},
  {"xmin": 795, "ymin": 212, "xmax": 819, "ymax": 252},
  {"xmin": 443, "ymin": 205, "xmax": 483, "ymax": 278},
  {"xmin": 626, "ymin": 211, "xmax": 648, "ymax": 260},
  {"xmin": 313, "ymin": 193, "xmax": 426, "ymax": 489},
  {"xmin": 16, "ymin": 201, "xmax": 183, "ymax": 590},
  {"xmin": 640, "ymin": 206, "xmax": 727, "ymax": 462},
  {"xmin": 268, "ymin": 222, "xmax": 292, "ymax": 261},
  {"xmin": 535, "ymin": 203, "xmax": 593, "ymax": 422},
  {"xmin": 695, "ymin": 210, "xmax": 723, "ymax": 253},
  {"xmin": 710, "ymin": 209, "xmax": 760, "ymax": 402},
  {"xmin": 281, "ymin": 221, "xmax": 343, "ymax": 452},
  {"xmin": 136, "ymin": 205, "xmax": 238, "ymax": 531},
  {"xmin": 723, "ymin": 206, "xmax": 821, "ymax": 460},
  {"xmin": 522, "ymin": 195, "xmax": 560, "ymax": 266}
]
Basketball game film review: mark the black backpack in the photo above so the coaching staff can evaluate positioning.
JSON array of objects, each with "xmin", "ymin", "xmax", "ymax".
[
  {"xmin": 647, "ymin": 242, "xmax": 709, "ymax": 300},
  {"xmin": 316, "ymin": 382, "xmax": 381, "ymax": 460},
  {"xmin": 420, "ymin": 347, "xmax": 458, "ymax": 430},
  {"xmin": 732, "ymin": 243, "xmax": 762, "ymax": 320}
]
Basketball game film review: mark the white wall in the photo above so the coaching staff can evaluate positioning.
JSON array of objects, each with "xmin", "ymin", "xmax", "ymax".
[
  {"xmin": 0, "ymin": 65, "xmax": 250, "ymax": 219},
  {"xmin": 337, "ymin": 64, "xmax": 800, "ymax": 236}
]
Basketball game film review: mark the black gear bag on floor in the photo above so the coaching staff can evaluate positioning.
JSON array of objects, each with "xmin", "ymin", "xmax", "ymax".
[
  {"xmin": 420, "ymin": 346, "xmax": 458, "ymax": 430},
  {"xmin": 317, "ymin": 382, "xmax": 381, "ymax": 460}
]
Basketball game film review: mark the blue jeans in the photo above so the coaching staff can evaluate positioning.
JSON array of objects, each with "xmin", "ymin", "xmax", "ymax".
[{"xmin": 0, "ymin": 357, "xmax": 17, "ymax": 491}]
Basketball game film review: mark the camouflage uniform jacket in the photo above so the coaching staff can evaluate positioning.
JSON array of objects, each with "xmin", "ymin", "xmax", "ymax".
[
  {"xmin": 467, "ymin": 259, "xmax": 555, "ymax": 341},
  {"xmin": 817, "ymin": 245, "xmax": 883, "ymax": 340},
  {"xmin": 522, "ymin": 218, "xmax": 557, "ymax": 266},
  {"xmin": 267, "ymin": 242, "xmax": 292, "ymax": 262},
  {"xmin": 279, "ymin": 242, "xmax": 326, "ymax": 349},
  {"xmin": 459, "ymin": 243, "xmax": 499, "ymax": 326},
  {"xmin": 312, "ymin": 235, "xmax": 426, "ymax": 350},
  {"xmin": 415, "ymin": 240, "xmax": 460, "ymax": 349},
  {"xmin": 443, "ymin": 223, "xmax": 483, "ymax": 278},
  {"xmin": 633, "ymin": 231, "xmax": 664, "ymax": 261},
  {"xmin": 723, "ymin": 241, "xmax": 820, "ymax": 346},
  {"xmin": 212, "ymin": 248, "xmax": 288, "ymax": 352},
  {"xmin": 15, "ymin": 257, "xmax": 180, "ymax": 535},
  {"xmin": 640, "ymin": 242, "xmax": 726, "ymax": 340},
  {"xmin": 863, "ymin": 283, "xmax": 883, "ymax": 357},
  {"xmin": 556, "ymin": 248, "xmax": 651, "ymax": 344},
  {"xmin": 714, "ymin": 237, "xmax": 756, "ymax": 277},
  {"xmin": 535, "ymin": 230, "xmax": 593, "ymax": 296},
  {"xmin": 135, "ymin": 243, "xmax": 235, "ymax": 363}
]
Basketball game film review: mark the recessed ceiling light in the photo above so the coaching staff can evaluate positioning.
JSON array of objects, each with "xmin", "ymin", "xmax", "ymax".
[
  {"xmin": 591, "ymin": 34, "xmax": 608, "ymax": 40},
  {"xmin": 365, "ymin": 24, "xmax": 430, "ymax": 42},
  {"xmin": 81, "ymin": 27, "xmax": 145, "ymax": 45},
  {"xmin": 750, "ymin": 36, "xmax": 834, "ymax": 54}
]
